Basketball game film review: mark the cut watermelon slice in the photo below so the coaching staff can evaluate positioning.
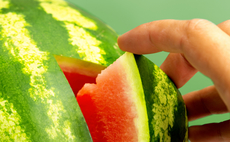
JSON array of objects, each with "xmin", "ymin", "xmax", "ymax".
[{"xmin": 77, "ymin": 52, "xmax": 150, "ymax": 142}]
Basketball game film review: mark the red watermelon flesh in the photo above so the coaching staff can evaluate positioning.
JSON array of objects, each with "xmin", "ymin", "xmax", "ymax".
[
  {"xmin": 63, "ymin": 71, "xmax": 95, "ymax": 95},
  {"xmin": 77, "ymin": 52, "xmax": 149, "ymax": 142},
  {"xmin": 55, "ymin": 55, "xmax": 106, "ymax": 96}
]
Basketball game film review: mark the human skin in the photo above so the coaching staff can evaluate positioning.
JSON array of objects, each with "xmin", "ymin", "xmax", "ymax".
[{"xmin": 117, "ymin": 19, "xmax": 230, "ymax": 142}]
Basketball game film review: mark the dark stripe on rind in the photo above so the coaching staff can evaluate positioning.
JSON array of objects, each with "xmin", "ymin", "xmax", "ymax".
[
  {"xmin": 135, "ymin": 55, "xmax": 188, "ymax": 142},
  {"xmin": 170, "ymin": 87, "xmax": 188, "ymax": 142}
]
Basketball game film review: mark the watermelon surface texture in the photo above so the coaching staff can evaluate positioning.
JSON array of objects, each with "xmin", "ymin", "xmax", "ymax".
[
  {"xmin": 0, "ymin": 0, "xmax": 188, "ymax": 141},
  {"xmin": 0, "ymin": 0, "xmax": 123, "ymax": 141},
  {"xmin": 77, "ymin": 52, "xmax": 149, "ymax": 142},
  {"xmin": 135, "ymin": 55, "xmax": 188, "ymax": 142}
]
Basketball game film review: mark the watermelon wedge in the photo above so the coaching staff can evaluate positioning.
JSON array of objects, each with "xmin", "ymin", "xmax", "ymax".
[{"xmin": 77, "ymin": 52, "xmax": 150, "ymax": 142}]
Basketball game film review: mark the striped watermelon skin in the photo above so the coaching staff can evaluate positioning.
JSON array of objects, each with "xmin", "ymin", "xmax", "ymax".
[
  {"xmin": 0, "ymin": 0, "xmax": 123, "ymax": 141},
  {"xmin": 0, "ymin": 0, "xmax": 188, "ymax": 141},
  {"xmin": 135, "ymin": 55, "xmax": 188, "ymax": 142}
]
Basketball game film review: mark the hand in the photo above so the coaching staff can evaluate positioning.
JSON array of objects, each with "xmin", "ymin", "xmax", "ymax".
[{"xmin": 117, "ymin": 19, "xmax": 230, "ymax": 142}]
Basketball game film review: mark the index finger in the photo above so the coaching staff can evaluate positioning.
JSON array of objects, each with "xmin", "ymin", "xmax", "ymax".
[{"xmin": 117, "ymin": 19, "xmax": 230, "ymax": 110}]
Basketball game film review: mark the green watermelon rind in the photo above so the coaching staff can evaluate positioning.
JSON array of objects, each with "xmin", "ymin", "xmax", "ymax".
[
  {"xmin": 120, "ymin": 52, "xmax": 150, "ymax": 141},
  {"xmin": 135, "ymin": 55, "xmax": 188, "ymax": 142}
]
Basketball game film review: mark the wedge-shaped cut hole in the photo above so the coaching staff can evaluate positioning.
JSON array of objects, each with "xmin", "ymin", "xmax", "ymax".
[{"xmin": 54, "ymin": 55, "xmax": 106, "ymax": 96}]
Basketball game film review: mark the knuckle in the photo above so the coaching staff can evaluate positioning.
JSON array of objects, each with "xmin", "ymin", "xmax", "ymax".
[
  {"xmin": 218, "ymin": 20, "xmax": 230, "ymax": 35},
  {"xmin": 185, "ymin": 19, "xmax": 212, "ymax": 32},
  {"xmin": 180, "ymin": 19, "xmax": 213, "ymax": 52},
  {"xmin": 220, "ymin": 19, "xmax": 230, "ymax": 25}
]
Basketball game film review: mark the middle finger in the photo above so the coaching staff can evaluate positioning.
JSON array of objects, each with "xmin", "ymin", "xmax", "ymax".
[
  {"xmin": 160, "ymin": 53, "xmax": 197, "ymax": 88},
  {"xmin": 160, "ymin": 20, "xmax": 230, "ymax": 89}
]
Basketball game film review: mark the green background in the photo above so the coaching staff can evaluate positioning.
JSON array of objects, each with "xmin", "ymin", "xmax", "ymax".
[{"xmin": 67, "ymin": 0, "xmax": 229, "ymax": 127}]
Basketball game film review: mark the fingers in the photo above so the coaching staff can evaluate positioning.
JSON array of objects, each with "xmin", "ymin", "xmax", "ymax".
[
  {"xmin": 118, "ymin": 19, "xmax": 230, "ymax": 78},
  {"xmin": 118, "ymin": 19, "xmax": 184, "ymax": 54},
  {"xmin": 218, "ymin": 20, "xmax": 230, "ymax": 35},
  {"xmin": 160, "ymin": 53, "xmax": 197, "ymax": 88},
  {"xmin": 183, "ymin": 86, "xmax": 228, "ymax": 121},
  {"xmin": 189, "ymin": 120, "xmax": 230, "ymax": 142},
  {"xmin": 118, "ymin": 19, "xmax": 230, "ymax": 110},
  {"xmin": 184, "ymin": 85, "xmax": 229, "ymax": 141},
  {"xmin": 118, "ymin": 19, "xmax": 230, "ymax": 76},
  {"xmin": 160, "ymin": 20, "xmax": 230, "ymax": 88}
]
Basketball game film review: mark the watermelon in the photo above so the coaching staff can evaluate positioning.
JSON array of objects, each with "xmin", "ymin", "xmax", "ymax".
[
  {"xmin": 77, "ymin": 52, "xmax": 149, "ymax": 142},
  {"xmin": 0, "ymin": 0, "xmax": 122, "ymax": 141},
  {"xmin": 0, "ymin": 0, "xmax": 188, "ymax": 141}
]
